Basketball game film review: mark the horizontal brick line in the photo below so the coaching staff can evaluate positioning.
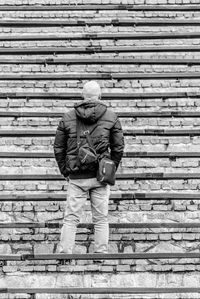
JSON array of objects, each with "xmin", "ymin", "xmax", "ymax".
[
  {"xmin": 0, "ymin": 152, "xmax": 199, "ymax": 158},
  {"xmin": 0, "ymin": 222, "xmax": 200, "ymax": 229},
  {"xmin": 0, "ymin": 72, "xmax": 200, "ymax": 80},
  {"xmin": 1, "ymin": 287, "xmax": 200, "ymax": 294},
  {"xmin": 113, "ymin": 73, "xmax": 200, "ymax": 79},
  {"xmin": 1, "ymin": 58, "xmax": 200, "ymax": 65},
  {"xmin": 1, "ymin": 111, "xmax": 200, "ymax": 118},
  {"xmin": 125, "ymin": 152, "xmax": 200, "ymax": 158},
  {"xmin": 0, "ymin": 91, "xmax": 193, "ymax": 99},
  {"xmin": 0, "ymin": 5, "xmax": 198, "ymax": 11},
  {"xmin": 1, "ymin": 46, "xmax": 200, "ymax": 54},
  {"xmin": 1, "ymin": 253, "xmax": 200, "ymax": 261},
  {"xmin": 2, "ymin": 33, "xmax": 200, "ymax": 41},
  {"xmin": 0, "ymin": 192, "xmax": 198, "ymax": 201},
  {"xmin": 1, "ymin": 129, "xmax": 200, "ymax": 136},
  {"xmin": 0, "ymin": 19, "xmax": 200, "ymax": 26},
  {"xmin": 1, "ymin": 173, "xmax": 200, "ymax": 180}
]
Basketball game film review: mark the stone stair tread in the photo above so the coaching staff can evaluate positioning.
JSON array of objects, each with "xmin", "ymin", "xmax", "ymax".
[
  {"xmin": 1, "ymin": 222, "xmax": 199, "ymax": 228},
  {"xmin": 0, "ymin": 287, "xmax": 200, "ymax": 294},
  {"xmin": 0, "ymin": 192, "xmax": 198, "ymax": 201},
  {"xmin": 0, "ymin": 5, "xmax": 199, "ymax": 11},
  {"xmin": 1, "ymin": 252, "xmax": 200, "ymax": 261}
]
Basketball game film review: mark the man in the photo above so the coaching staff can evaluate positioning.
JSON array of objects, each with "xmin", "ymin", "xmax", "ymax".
[{"xmin": 53, "ymin": 81, "xmax": 124, "ymax": 254}]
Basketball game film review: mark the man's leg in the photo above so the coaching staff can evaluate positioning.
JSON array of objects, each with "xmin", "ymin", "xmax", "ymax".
[
  {"xmin": 90, "ymin": 180, "xmax": 110, "ymax": 253},
  {"xmin": 58, "ymin": 179, "xmax": 88, "ymax": 253}
]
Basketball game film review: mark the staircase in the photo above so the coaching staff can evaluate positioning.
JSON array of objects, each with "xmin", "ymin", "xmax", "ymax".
[{"xmin": 1, "ymin": 0, "xmax": 200, "ymax": 298}]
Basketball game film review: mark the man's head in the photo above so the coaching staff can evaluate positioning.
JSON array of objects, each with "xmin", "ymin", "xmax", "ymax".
[{"xmin": 82, "ymin": 81, "xmax": 101, "ymax": 101}]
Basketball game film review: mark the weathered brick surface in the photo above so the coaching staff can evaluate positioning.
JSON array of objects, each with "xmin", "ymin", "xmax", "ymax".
[
  {"xmin": 0, "ymin": 272, "xmax": 199, "ymax": 298},
  {"xmin": 0, "ymin": 79, "xmax": 200, "ymax": 93},
  {"xmin": 1, "ymin": 25, "xmax": 200, "ymax": 35},
  {"xmin": 0, "ymin": 0, "xmax": 199, "ymax": 5},
  {"xmin": 2, "ymin": 156, "xmax": 200, "ymax": 175},
  {"xmin": 1, "ymin": 115, "xmax": 200, "ymax": 129},
  {"xmin": 1, "ymin": 0, "xmax": 200, "ymax": 298},
  {"xmin": 1, "ymin": 64, "xmax": 200, "ymax": 73}
]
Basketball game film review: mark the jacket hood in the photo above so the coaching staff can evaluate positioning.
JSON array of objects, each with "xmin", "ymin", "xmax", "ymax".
[{"xmin": 74, "ymin": 100, "xmax": 107, "ymax": 124}]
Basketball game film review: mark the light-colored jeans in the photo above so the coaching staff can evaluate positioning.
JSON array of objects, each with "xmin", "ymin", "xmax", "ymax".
[{"xmin": 58, "ymin": 178, "xmax": 110, "ymax": 254}]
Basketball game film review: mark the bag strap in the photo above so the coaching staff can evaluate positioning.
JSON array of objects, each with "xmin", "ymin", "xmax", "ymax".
[
  {"xmin": 76, "ymin": 116, "xmax": 97, "ymax": 151},
  {"xmin": 83, "ymin": 129, "xmax": 94, "ymax": 149},
  {"xmin": 76, "ymin": 116, "xmax": 82, "ymax": 148}
]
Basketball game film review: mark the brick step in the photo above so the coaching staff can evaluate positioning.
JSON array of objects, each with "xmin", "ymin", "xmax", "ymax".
[
  {"xmin": 0, "ymin": 77, "xmax": 198, "ymax": 92},
  {"xmin": 0, "ymin": 12, "xmax": 199, "ymax": 21},
  {"xmin": 2, "ymin": 98, "xmax": 198, "ymax": 111},
  {"xmin": 4, "ymin": 107, "xmax": 199, "ymax": 113},
  {"xmin": 1, "ymin": 232, "xmax": 200, "ymax": 250},
  {"xmin": 0, "ymin": 287, "xmax": 199, "ymax": 296},
  {"xmin": 0, "ymin": 66, "xmax": 199, "ymax": 75},
  {"xmin": 1, "ymin": 151, "xmax": 200, "ymax": 158},
  {"xmin": 2, "ymin": 42, "xmax": 200, "ymax": 53},
  {"xmin": 16, "ymin": 248, "xmax": 200, "ymax": 258},
  {"xmin": 0, "ymin": 178, "xmax": 197, "ymax": 192},
  {"xmin": 0, "ymin": 56, "xmax": 199, "ymax": 65},
  {"xmin": 2, "ymin": 197, "xmax": 197, "ymax": 214},
  {"xmin": 1, "ymin": 160, "xmax": 200, "ymax": 175},
  {"xmin": 1, "ymin": 117, "xmax": 200, "ymax": 130},
  {"xmin": 0, "ymin": 32, "xmax": 200, "ymax": 40},
  {"xmin": 1, "ymin": 198, "xmax": 198, "ymax": 212},
  {"xmin": 0, "ymin": 123, "xmax": 199, "ymax": 131},
  {"xmin": 1, "ymin": 222, "xmax": 199, "ymax": 228},
  {"xmin": 1, "ymin": 203, "xmax": 199, "ymax": 220},
  {"xmin": 0, "ymin": 91, "xmax": 196, "ymax": 99},
  {"xmin": 2, "ymin": 109, "xmax": 199, "ymax": 120},
  {"xmin": 2, "ymin": 220, "xmax": 198, "ymax": 230},
  {"xmin": 1, "ymin": 0, "xmax": 198, "ymax": 3},
  {"xmin": 2, "ymin": 173, "xmax": 200, "ymax": 180},
  {"xmin": 0, "ymin": 5, "xmax": 198, "ymax": 11},
  {"xmin": 0, "ymin": 72, "xmax": 200, "ymax": 80},
  {"xmin": 2, "ymin": 129, "xmax": 200, "ymax": 136},
  {"xmin": 0, "ymin": 192, "xmax": 199, "ymax": 201},
  {"xmin": 3, "ymin": 111, "xmax": 200, "ymax": 117},
  {"xmin": 1, "ymin": 165, "xmax": 199, "ymax": 177},
  {"xmin": 1, "ymin": 58, "xmax": 200, "ymax": 65},
  {"xmin": 0, "ymin": 92, "xmax": 199, "ymax": 109},
  {"xmin": 1, "ymin": 211, "xmax": 198, "ymax": 224},
  {"xmin": 0, "ymin": 285, "xmax": 198, "ymax": 299},
  {"xmin": 0, "ymin": 19, "xmax": 200, "ymax": 26},
  {"xmin": 2, "ymin": 252, "xmax": 200, "ymax": 261},
  {"xmin": 0, "ymin": 81, "xmax": 197, "ymax": 94},
  {"xmin": 0, "ymin": 75, "xmax": 199, "ymax": 91},
  {"xmin": 0, "ymin": 1, "xmax": 197, "ymax": 7},
  {"xmin": 0, "ymin": 86, "xmax": 197, "ymax": 94},
  {"xmin": 1, "ymin": 262, "xmax": 200, "ymax": 276},
  {"xmin": 1, "ymin": 233, "xmax": 199, "ymax": 245},
  {"xmin": 1, "ymin": 137, "xmax": 199, "ymax": 153},
  {"xmin": 1, "ymin": 71, "xmax": 200, "ymax": 80},
  {"xmin": 1, "ymin": 225, "xmax": 198, "ymax": 252},
  {"xmin": 1, "ymin": 111, "xmax": 200, "ymax": 117},
  {"xmin": 0, "ymin": 46, "xmax": 200, "ymax": 55}
]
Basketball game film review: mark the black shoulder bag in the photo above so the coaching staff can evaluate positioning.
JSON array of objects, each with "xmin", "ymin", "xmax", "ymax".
[{"xmin": 76, "ymin": 117, "xmax": 116, "ymax": 185}]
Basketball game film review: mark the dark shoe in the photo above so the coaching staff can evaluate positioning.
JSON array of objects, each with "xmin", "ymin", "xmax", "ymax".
[
  {"xmin": 60, "ymin": 259, "xmax": 72, "ymax": 265},
  {"xmin": 56, "ymin": 246, "xmax": 72, "ymax": 265},
  {"xmin": 93, "ymin": 259, "xmax": 104, "ymax": 264},
  {"xmin": 93, "ymin": 252, "xmax": 105, "ymax": 264}
]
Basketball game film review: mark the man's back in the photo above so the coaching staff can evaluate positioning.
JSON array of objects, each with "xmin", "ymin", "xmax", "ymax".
[{"xmin": 54, "ymin": 98, "xmax": 124, "ymax": 180}]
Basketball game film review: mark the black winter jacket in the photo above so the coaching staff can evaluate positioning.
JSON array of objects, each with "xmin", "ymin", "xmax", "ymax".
[{"xmin": 53, "ymin": 99, "xmax": 124, "ymax": 179}]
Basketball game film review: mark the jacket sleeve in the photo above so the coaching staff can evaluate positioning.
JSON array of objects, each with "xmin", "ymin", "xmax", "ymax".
[
  {"xmin": 109, "ymin": 116, "xmax": 124, "ymax": 169},
  {"xmin": 53, "ymin": 118, "xmax": 68, "ymax": 177}
]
